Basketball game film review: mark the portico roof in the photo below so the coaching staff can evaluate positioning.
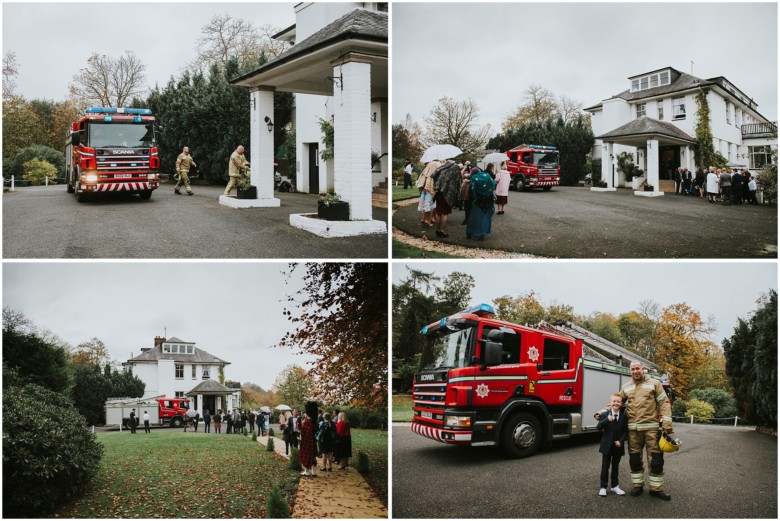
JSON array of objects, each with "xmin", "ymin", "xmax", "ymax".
[
  {"xmin": 230, "ymin": 9, "xmax": 388, "ymax": 97},
  {"xmin": 596, "ymin": 116, "xmax": 696, "ymax": 147},
  {"xmin": 186, "ymin": 379, "xmax": 235, "ymax": 396}
]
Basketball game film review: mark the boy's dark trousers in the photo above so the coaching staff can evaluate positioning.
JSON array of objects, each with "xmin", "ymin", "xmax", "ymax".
[{"xmin": 600, "ymin": 449, "xmax": 622, "ymax": 489}]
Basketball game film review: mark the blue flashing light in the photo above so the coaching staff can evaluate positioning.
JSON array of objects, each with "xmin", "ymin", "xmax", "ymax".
[
  {"xmin": 421, "ymin": 325, "xmax": 429, "ymax": 335},
  {"xmin": 104, "ymin": 116, "xmax": 113, "ymax": 122},
  {"xmin": 134, "ymin": 116, "xmax": 142, "ymax": 122},
  {"xmin": 87, "ymin": 107, "xmax": 116, "ymax": 114},
  {"xmin": 86, "ymin": 107, "xmax": 153, "ymax": 116},
  {"xmin": 529, "ymin": 144, "xmax": 557, "ymax": 151},
  {"xmin": 462, "ymin": 303, "xmax": 495, "ymax": 316}
]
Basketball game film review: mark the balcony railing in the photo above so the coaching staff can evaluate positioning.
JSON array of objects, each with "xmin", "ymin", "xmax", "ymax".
[{"xmin": 742, "ymin": 122, "xmax": 777, "ymax": 137}]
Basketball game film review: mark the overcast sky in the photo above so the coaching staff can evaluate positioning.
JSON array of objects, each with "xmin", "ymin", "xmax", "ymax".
[
  {"xmin": 392, "ymin": 262, "xmax": 777, "ymax": 347},
  {"xmin": 393, "ymin": 3, "xmax": 778, "ymax": 131},
  {"xmin": 2, "ymin": 2, "xmax": 294, "ymax": 102},
  {"xmin": 3, "ymin": 262, "xmax": 322, "ymax": 391}
]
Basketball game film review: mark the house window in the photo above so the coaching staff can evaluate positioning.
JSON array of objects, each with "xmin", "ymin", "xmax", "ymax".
[
  {"xmin": 749, "ymin": 146, "xmax": 774, "ymax": 169},
  {"xmin": 175, "ymin": 363, "xmax": 183, "ymax": 379},
  {"xmin": 192, "ymin": 365, "xmax": 197, "ymax": 379},
  {"xmin": 649, "ymin": 74, "xmax": 658, "ymax": 88},
  {"xmin": 631, "ymin": 79, "xmax": 640, "ymax": 91},
  {"xmin": 657, "ymin": 101, "xmax": 664, "ymax": 120},
  {"xmin": 171, "ymin": 345, "xmax": 179, "ymax": 354},
  {"xmin": 163, "ymin": 344, "xmax": 171, "ymax": 353},
  {"xmin": 636, "ymin": 103, "xmax": 646, "ymax": 118},
  {"xmin": 202, "ymin": 368, "xmax": 210, "ymax": 379},
  {"xmin": 640, "ymin": 77, "xmax": 649, "ymax": 90},
  {"xmin": 175, "ymin": 392, "xmax": 184, "ymax": 398},
  {"xmin": 660, "ymin": 71, "xmax": 670, "ymax": 85},
  {"xmin": 673, "ymin": 97, "xmax": 686, "ymax": 120},
  {"xmin": 726, "ymin": 100, "xmax": 731, "ymax": 124}
]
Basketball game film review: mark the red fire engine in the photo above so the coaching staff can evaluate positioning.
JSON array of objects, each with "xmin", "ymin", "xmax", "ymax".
[
  {"xmin": 505, "ymin": 144, "xmax": 560, "ymax": 191},
  {"xmin": 65, "ymin": 107, "xmax": 160, "ymax": 202},
  {"xmin": 411, "ymin": 304, "xmax": 661, "ymax": 458},
  {"xmin": 105, "ymin": 396, "xmax": 190, "ymax": 429}
]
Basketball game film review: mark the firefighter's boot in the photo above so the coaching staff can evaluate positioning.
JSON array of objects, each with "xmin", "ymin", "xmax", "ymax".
[{"xmin": 649, "ymin": 490, "xmax": 671, "ymax": 501}]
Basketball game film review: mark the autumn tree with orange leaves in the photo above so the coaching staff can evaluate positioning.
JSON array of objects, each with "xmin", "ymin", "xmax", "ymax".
[
  {"xmin": 279, "ymin": 263, "xmax": 387, "ymax": 408},
  {"xmin": 653, "ymin": 303, "xmax": 718, "ymax": 399}
]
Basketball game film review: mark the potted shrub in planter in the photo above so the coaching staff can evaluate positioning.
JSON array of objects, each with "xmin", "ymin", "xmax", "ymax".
[
  {"xmin": 237, "ymin": 172, "xmax": 256, "ymax": 199},
  {"xmin": 642, "ymin": 180, "xmax": 655, "ymax": 192},
  {"xmin": 317, "ymin": 192, "xmax": 349, "ymax": 221}
]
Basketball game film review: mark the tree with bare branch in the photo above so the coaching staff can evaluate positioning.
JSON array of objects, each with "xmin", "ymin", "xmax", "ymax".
[
  {"xmin": 3, "ymin": 51, "xmax": 19, "ymax": 102},
  {"xmin": 69, "ymin": 51, "xmax": 147, "ymax": 107},
  {"xmin": 191, "ymin": 14, "xmax": 288, "ymax": 73},
  {"xmin": 423, "ymin": 96, "xmax": 493, "ymax": 155}
]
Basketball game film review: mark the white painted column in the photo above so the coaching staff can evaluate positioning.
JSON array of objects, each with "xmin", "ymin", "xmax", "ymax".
[
  {"xmin": 250, "ymin": 87, "xmax": 277, "ymax": 201},
  {"xmin": 602, "ymin": 142, "xmax": 614, "ymax": 188},
  {"xmin": 333, "ymin": 57, "xmax": 372, "ymax": 220},
  {"xmin": 647, "ymin": 139, "xmax": 660, "ymax": 192},
  {"xmin": 683, "ymin": 145, "xmax": 692, "ymax": 171},
  {"xmin": 197, "ymin": 394, "xmax": 203, "ymax": 416}
]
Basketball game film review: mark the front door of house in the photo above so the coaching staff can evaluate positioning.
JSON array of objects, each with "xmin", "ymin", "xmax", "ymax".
[
  {"xmin": 308, "ymin": 143, "xmax": 320, "ymax": 194},
  {"xmin": 659, "ymin": 146, "xmax": 679, "ymax": 181}
]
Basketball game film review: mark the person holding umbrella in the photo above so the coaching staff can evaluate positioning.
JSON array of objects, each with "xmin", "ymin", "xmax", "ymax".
[
  {"xmin": 495, "ymin": 161, "xmax": 511, "ymax": 214},
  {"xmin": 466, "ymin": 167, "xmax": 497, "ymax": 240},
  {"xmin": 432, "ymin": 159, "xmax": 462, "ymax": 238},
  {"xmin": 416, "ymin": 160, "xmax": 440, "ymax": 227}
]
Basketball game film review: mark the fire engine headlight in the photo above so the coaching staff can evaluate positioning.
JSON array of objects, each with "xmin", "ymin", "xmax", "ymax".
[
  {"xmin": 82, "ymin": 173, "xmax": 98, "ymax": 183},
  {"xmin": 147, "ymin": 173, "xmax": 158, "ymax": 180},
  {"xmin": 444, "ymin": 415, "xmax": 471, "ymax": 428}
]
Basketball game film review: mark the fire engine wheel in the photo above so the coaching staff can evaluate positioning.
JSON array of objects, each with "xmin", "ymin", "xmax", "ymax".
[
  {"xmin": 66, "ymin": 180, "xmax": 74, "ymax": 193},
  {"xmin": 139, "ymin": 190, "xmax": 152, "ymax": 200},
  {"xmin": 170, "ymin": 416, "xmax": 183, "ymax": 428},
  {"xmin": 500, "ymin": 412, "xmax": 541, "ymax": 458},
  {"xmin": 542, "ymin": 186, "xmax": 552, "ymax": 191},
  {"xmin": 513, "ymin": 176, "xmax": 526, "ymax": 192},
  {"xmin": 75, "ymin": 183, "xmax": 89, "ymax": 203}
]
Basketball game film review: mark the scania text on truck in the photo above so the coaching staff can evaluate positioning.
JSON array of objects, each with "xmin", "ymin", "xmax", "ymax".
[
  {"xmin": 65, "ymin": 107, "xmax": 160, "ymax": 202},
  {"xmin": 105, "ymin": 396, "xmax": 190, "ymax": 429},
  {"xmin": 410, "ymin": 304, "xmax": 661, "ymax": 458},
  {"xmin": 505, "ymin": 144, "xmax": 560, "ymax": 191}
]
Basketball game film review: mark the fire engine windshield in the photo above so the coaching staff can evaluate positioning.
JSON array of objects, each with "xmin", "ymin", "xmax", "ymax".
[
  {"xmin": 427, "ymin": 326, "xmax": 474, "ymax": 370},
  {"xmin": 533, "ymin": 152, "xmax": 559, "ymax": 167},
  {"xmin": 88, "ymin": 122, "xmax": 156, "ymax": 148}
]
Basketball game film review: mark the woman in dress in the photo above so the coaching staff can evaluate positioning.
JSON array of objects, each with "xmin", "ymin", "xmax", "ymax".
[
  {"xmin": 494, "ymin": 161, "xmax": 511, "ymax": 214},
  {"xmin": 706, "ymin": 167, "xmax": 719, "ymax": 203},
  {"xmin": 416, "ymin": 160, "xmax": 440, "ymax": 227},
  {"xmin": 281, "ymin": 411, "xmax": 292, "ymax": 455},
  {"xmin": 299, "ymin": 401, "xmax": 318, "ymax": 477},
  {"xmin": 317, "ymin": 412, "xmax": 335, "ymax": 472},
  {"xmin": 335, "ymin": 412, "xmax": 352, "ymax": 469}
]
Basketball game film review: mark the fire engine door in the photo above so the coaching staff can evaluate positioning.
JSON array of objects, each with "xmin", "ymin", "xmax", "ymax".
[
  {"xmin": 474, "ymin": 325, "xmax": 522, "ymax": 406},
  {"xmin": 535, "ymin": 337, "xmax": 578, "ymax": 404}
]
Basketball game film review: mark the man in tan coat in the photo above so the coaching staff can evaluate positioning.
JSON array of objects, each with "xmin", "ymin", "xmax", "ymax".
[
  {"xmin": 224, "ymin": 145, "xmax": 250, "ymax": 196},
  {"xmin": 174, "ymin": 146, "xmax": 197, "ymax": 195}
]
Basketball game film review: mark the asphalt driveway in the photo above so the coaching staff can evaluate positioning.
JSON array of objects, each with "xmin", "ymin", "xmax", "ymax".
[
  {"xmin": 3, "ymin": 184, "xmax": 388, "ymax": 259},
  {"xmin": 392, "ymin": 422, "xmax": 777, "ymax": 518},
  {"xmin": 393, "ymin": 187, "xmax": 777, "ymax": 258}
]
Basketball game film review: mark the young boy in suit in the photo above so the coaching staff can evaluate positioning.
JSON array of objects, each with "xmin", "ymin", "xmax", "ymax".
[{"xmin": 597, "ymin": 393, "xmax": 628, "ymax": 496}]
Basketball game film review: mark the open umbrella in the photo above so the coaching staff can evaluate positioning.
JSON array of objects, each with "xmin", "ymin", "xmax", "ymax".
[
  {"xmin": 726, "ymin": 161, "xmax": 747, "ymax": 169},
  {"xmin": 482, "ymin": 152, "xmax": 508, "ymax": 168},
  {"xmin": 260, "ymin": 406, "xmax": 271, "ymax": 413},
  {"xmin": 275, "ymin": 404, "xmax": 292, "ymax": 411},
  {"xmin": 421, "ymin": 144, "xmax": 463, "ymax": 163}
]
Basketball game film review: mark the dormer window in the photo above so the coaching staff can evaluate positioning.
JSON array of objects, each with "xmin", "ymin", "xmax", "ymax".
[
  {"xmin": 162, "ymin": 343, "xmax": 194, "ymax": 354},
  {"xmin": 630, "ymin": 69, "xmax": 672, "ymax": 92}
]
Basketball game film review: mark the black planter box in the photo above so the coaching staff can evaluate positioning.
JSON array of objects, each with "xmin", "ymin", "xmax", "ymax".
[
  {"xmin": 237, "ymin": 186, "xmax": 257, "ymax": 199},
  {"xmin": 318, "ymin": 200, "xmax": 350, "ymax": 221},
  {"xmin": 644, "ymin": 186, "xmax": 654, "ymax": 192}
]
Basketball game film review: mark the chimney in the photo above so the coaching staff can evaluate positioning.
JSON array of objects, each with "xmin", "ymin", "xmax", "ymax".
[{"xmin": 154, "ymin": 336, "xmax": 165, "ymax": 347}]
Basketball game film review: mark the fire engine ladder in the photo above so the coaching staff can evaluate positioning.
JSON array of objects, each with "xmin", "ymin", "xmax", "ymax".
[{"xmin": 548, "ymin": 321, "xmax": 660, "ymax": 372}]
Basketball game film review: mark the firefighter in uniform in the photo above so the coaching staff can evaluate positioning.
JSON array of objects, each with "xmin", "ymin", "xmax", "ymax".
[
  {"xmin": 174, "ymin": 146, "xmax": 197, "ymax": 195},
  {"xmin": 224, "ymin": 145, "xmax": 250, "ymax": 196},
  {"xmin": 609, "ymin": 361, "xmax": 674, "ymax": 500}
]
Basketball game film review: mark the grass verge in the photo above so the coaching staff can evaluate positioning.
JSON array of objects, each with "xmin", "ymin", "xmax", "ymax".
[
  {"xmin": 54, "ymin": 429, "xmax": 297, "ymax": 518},
  {"xmin": 392, "ymin": 186, "xmax": 420, "ymax": 201},
  {"xmin": 392, "ymin": 240, "xmax": 464, "ymax": 258},
  {"xmin": 392, "ymin": 394, "xmax": 414, "ymax": 422}
]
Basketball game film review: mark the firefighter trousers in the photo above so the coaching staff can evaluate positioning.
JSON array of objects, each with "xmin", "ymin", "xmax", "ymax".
[
  {"xmin": 175, "ymin": 170, "xmax": 192, "ymax": 193},
  {"xmin": 224, "ymin": 176, "xmax": 239, "ymax": 195},
  {"xmin": 628, "ymin": 429, "xmax": 664, "ymax": 491}
]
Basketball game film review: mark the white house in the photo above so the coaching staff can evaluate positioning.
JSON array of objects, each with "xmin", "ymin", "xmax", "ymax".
[
  {"xmin": 585, "ymin": 66, "xmax": 777, "ymax": 194},
  {"xmin": 125, "ymin": 336, "xmax": 240, "ymax": 415},
  {"xmin": 229, "ymin": 2, "xmax": 388, "ymax": 237}
]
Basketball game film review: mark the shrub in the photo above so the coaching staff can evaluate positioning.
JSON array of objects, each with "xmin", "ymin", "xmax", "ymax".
[
  {"xmin": 685, "ymin": 399, "xmax": 715, "ymax": 424},
  {"xmin": 10, "ymin": 145, "xmax": 66, "ymax": 179},
  {"xmin": 288, "ymin": 447, "xmax": 300, "ymax": 470},
  {"xmin": 252, "ymin": 431, "xmax": 257, "ymax": 442},
  {"xmin": 671, "ymin": 398, "xmax": 687, "ymax": 420},
  {"xmin": 342, "ymin": 407, "xmax": 386, "ymax": 430},
  {"xmin": 22, "ymin": 158, "xmax": 57, "ymax": 185},
  {"xmin": 243, "ymin": 429, "xmax": 248, "ymax": 437},
  {"xmin": 3, "ymin": 378, "xmax": 104, "ymax": 517},
  {"xmin": 267, "ymin": 437, "xmax": 275, "ymax": 452},
  {"xmin": 356, "ymin": 450, "xmax": 369, "ymax": 473},
  {"xmin": 268, "ymin": 427, "xmax": 275, "ymax": 438},
  {"xmin": 688, "ymin": 388, "xmax": 737, "ymax": 424},
  {"xmin": 265, "ymin": 484, "xmax": 290, "ymax": 518}
]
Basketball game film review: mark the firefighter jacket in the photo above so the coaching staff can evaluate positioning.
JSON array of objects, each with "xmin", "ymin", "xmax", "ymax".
[
  {"xmin": 176, "ymin": 153, "xmax": 197, "ymax": 173},
  {"xmin": 229, "ymin": 151, "xmax": 250, "ymax": 178},
  {"xmin": 620, "ymin": 374, "xmax": 673, "ymax": 432}
]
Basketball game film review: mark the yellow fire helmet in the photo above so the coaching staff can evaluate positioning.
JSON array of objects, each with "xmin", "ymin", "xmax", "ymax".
[{"xmin": 658, "ymin": 431, "xmax": 682, "ymax": 452}]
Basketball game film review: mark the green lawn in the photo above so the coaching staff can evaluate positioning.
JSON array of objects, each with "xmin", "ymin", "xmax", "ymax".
[
  {"xmin": 270, "ymin": 427, "xmax": 387, "ymax": 507},
  {"xmin": 392, "ymin": 240, "xmax": 465, "ymax": 259},
  {"xmin": 393, "ymin": 394, "xmax": 414, "ymax": 422},
  {"xmin": 55, "ymin": 429, "xmax": 297, "ymax": 518},
  {"xmin": 392, "ymin": 185, "xmax": 420, "ymax": 201}
]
